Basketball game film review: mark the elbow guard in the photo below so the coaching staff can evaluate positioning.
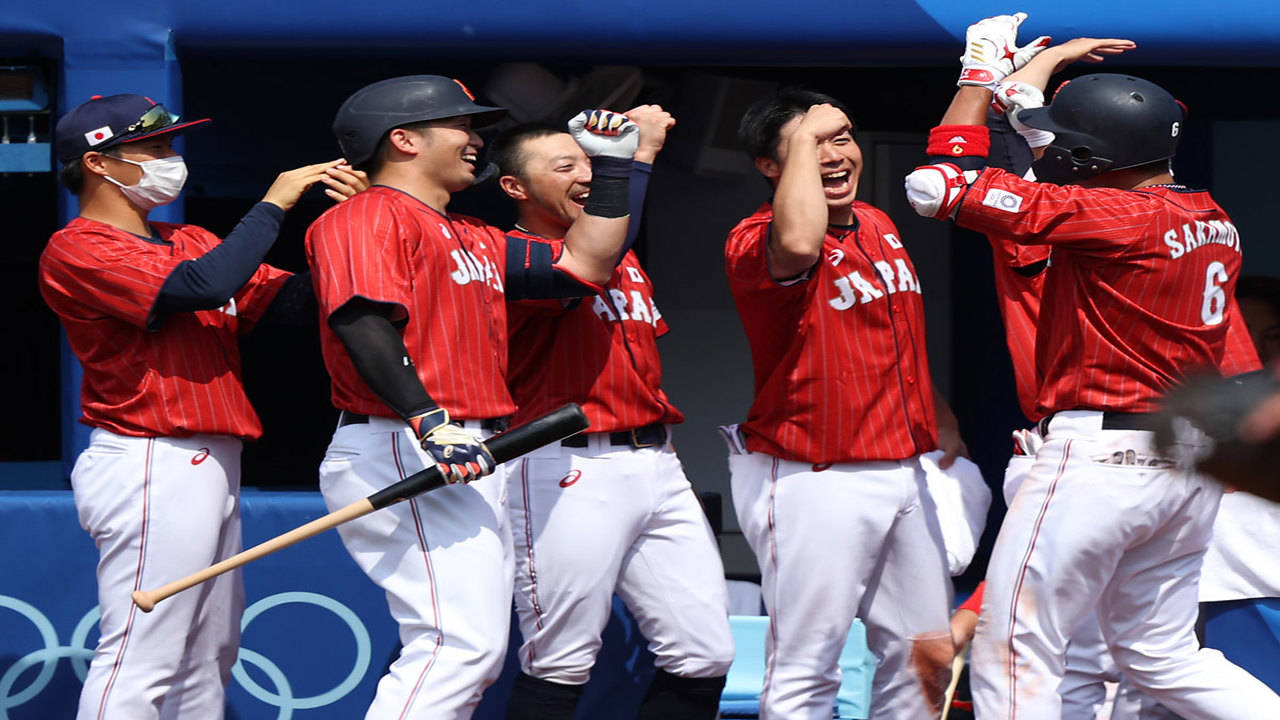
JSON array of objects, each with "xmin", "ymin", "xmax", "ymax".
[{"xmin": 905, "ymin": 163, "xmax": 979, "ymax": 220}]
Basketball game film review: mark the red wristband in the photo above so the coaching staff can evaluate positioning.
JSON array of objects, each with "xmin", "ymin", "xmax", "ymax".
[{"xmin": 927, "ymin": 125, "xmax": 991, "ymax": 159}]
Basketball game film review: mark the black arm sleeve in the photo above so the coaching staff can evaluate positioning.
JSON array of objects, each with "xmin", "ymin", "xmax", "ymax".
[
  {"xmin": 986, "ymin": 108, "xmax": 1035, "ymax": 176},
  {"xmin": 151, "ymin": 202, "xmax": 285, "ymax": 326},
  {"xmin": 254, "ymin": 271, "xmax": 319, "ymax": 329},
  {"xmin": 328, "ymin": 298, "xmax": 438, "ymax": 420}
]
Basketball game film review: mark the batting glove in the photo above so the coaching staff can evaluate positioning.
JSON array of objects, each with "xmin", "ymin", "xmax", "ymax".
[
  {"xmin": 408, "ymin": 408, "xmax": 496, "ymax": 484},
  {"xmin": 569, "ymin": 110, "xmax": 640, "ymax": 160},
  {"xmin": 958, "ymin": 12, "xmax": 1051, "ymax": 90},
  {"xmin": 993, "ymin": 80, "xmax": 1056, "ymax": 149}
]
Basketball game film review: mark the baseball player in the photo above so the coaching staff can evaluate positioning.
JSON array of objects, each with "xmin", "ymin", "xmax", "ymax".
[
  {"xmin": 905, "ymin": 14, "xmax": 1280, "ymax": 718},
  {"xmin": 489, "ymin": 109, "xmax": 735, "ymax": 720},
  {"xmin": 986, "ymin": 34, "xmax": 1269, "ymax": 720},
  {"xmin": 38, "ymin": 93, "xmax": 365, "ymax": 720},
  {"xmin": 304, "ymin": 75, "xmax": 641, "ymax": 719},
  {"xmin": 724, "ymin": 87, "xmax": 970, "ymax": 719}
]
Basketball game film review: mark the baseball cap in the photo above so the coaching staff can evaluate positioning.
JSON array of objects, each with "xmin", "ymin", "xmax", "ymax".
[{"xmin": 54, "ymin": 94, "xmax": 210, "ymax": 163}]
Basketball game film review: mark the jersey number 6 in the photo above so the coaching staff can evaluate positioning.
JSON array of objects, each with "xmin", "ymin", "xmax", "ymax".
[{"xmin": 1201, "ymin": 261, "xmax": 1228, "ymax": 326}]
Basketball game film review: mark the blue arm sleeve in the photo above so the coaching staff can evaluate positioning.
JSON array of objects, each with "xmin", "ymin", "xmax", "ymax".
[
  {"xmin": 152, "ymin": 202, "xmax": 284, "ymax": 321},
  {"xmin": 504, "ymin": 238, "xmax": 594, "ymax": 301},
  {"xmin": 622, "ymin": 161, "xmax": 652, "ymax": 256},
  {"xmin": 504, "ymin": 161, "xmax": 651, "ymax": 300}
]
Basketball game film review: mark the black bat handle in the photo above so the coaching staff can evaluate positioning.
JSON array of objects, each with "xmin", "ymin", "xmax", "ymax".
[{"xmin": 366, "ymin": 403, "xmax": 589, "ymax": 510}]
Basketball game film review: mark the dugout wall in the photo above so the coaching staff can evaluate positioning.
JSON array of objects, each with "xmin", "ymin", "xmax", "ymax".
[{"xmin": 6, "ymin": 0, "xmax": 1280, "ymax": 582}]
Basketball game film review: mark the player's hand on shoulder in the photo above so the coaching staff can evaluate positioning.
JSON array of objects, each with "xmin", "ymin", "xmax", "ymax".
[
  {"xmin": 323, "ymin": 163, "xmax": 370, "ymax": 202},
  {"xmin": 409, "ymin": 408, "xmax": 496, "ymax": 484},
  {"xmin": 261, "ymin": 159, "xmax": 368, "ymax": 212},
  {"xmin": 958, "ymin": 12, "xmax": 1051, "ymax": 90},
  {"xmin": 568, "ymin": 109, "xmax": 640, "ymax": 160},
  {"xmin": 624, "ymin": 104, "xmax": 676, "ymax": 163}
]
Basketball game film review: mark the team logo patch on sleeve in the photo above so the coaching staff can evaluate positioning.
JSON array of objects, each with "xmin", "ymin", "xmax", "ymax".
[{"xmin": 982, "ymin": 188, "xmax": 1024, "ymax": 213}]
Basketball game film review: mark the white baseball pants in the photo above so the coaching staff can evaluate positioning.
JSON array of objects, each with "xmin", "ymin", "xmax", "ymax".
[
  {"xmin": 1006, "ymin": 439, "xmax": 1124, "ymax": 720},
  {"xmin": 319, "ymin": 416, "xmax": 513, "ymax": 720},
  {"xmin": 508, "ymin": 437, "xmax": 734, "ymax": 684},
  {"xmin": 72, "ymin": 429, "xmax": 244, "ymax": 720},
  {"xmin": 730, "ymin": 451, "xmax": 953, "ymax": 720},
  {"xmin": 972, "ymin": 410, "xmax": 1280, "ymax": 720}
]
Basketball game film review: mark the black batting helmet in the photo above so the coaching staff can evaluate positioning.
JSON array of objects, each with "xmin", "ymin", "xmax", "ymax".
[
  {"xmin": 1018, "ymin": 74, "xmax": 1185, "ymax": 185},
  {"xmin": 333, "ymin": 75, "xmax": 507, "ymax": 168}
]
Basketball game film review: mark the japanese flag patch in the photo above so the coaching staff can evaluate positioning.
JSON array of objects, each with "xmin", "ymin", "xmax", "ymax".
[
  {"xmin": 84, "ymin": 126, "xmax": 114, "ymax": 146},
  {"xmin": 982, "ymin": 188, "xmax": 1024, "ymax": 214}
]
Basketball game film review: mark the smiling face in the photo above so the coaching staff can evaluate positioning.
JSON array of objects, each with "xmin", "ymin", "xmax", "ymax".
[
  {"xmin": 778, "ymin": 113, "xmax": 862, "ymax": 211},
  {"xmin": 500, "ymin": 132, "xmax": 593, "ymax": 236},
  {"xmin": 754, "ymin": 111, "xmax": 862, "ymax": 225},
  {"xmin": 413, "ymin": 115, "xmax": 484, "ymax": 193},
  {"xmin": 521, "ymin": 133, "xmax": 592, "ymax": 230}
]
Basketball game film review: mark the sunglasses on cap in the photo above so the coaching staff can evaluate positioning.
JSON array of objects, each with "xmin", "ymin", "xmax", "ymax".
[{"xmin": 126, "ymin": 104, "xmax": 181, "ymax": 135}]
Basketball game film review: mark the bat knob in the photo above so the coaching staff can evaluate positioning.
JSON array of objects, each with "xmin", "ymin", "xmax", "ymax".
[{"xmin": 132, "ymin": 590, "xmax": 156, "ymax": 613}]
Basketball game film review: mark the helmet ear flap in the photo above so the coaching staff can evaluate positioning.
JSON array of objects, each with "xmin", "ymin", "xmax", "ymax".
[{"xmin": 1032, "ymin": 142, "xmax": 1114, "ymax": 185}]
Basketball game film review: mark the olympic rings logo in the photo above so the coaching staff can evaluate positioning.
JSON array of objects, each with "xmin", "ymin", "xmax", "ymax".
[{"xmin": 0, "ymin": 592, "xmax": 372, "ymax": 719}]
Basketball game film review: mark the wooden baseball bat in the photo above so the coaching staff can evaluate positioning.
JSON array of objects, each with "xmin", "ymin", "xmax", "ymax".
[
  {"xmin": 940, "ymin": 642, "xmax": 969, "ymax": 720},
  {"xmin": 132, "ymin": 403, "xmax": 588, "ymax": 612}
]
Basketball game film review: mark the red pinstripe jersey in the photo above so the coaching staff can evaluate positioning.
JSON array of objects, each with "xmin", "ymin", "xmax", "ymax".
[
  {"xmin": 959, "ymin": 170, "xmax": 1248, "ymax": 415},
  {"xmin": 306, "ymin": 186, "xmax": 515, "ymax": 420},
  {"xmin": 988, "ymin": 235, "xmax": 1049, "ymax": 421},
  {"xmin": 1220, "ymin": 299, "xmax": 1262, "ymax": 377},
  {"xmin": 38, "ymin": 218, "xmax": 289, "ymax": 439},
  {"xmin": 988, "ymin": 234, "xmax": 1257, "ymax": 422},
  {"xmin": 725, "ymin": 201, "xmax": 937, "ymax": 464},
  {"xmin": 506, "ymin": 234, "xmax": 683, "ymax": 431}
]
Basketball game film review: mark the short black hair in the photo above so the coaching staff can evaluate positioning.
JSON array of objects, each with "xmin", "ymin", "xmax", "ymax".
[
  {"xmin": 738, "ymin": 88, "xmax": 854, "ymax": 162},
  {"xmin": 1238, "ymin": 275, "xmax": 1280, "ymax": 316},
  {"xmin": 489, "ymin": 122, "xmax": 567, "ymax": 179},
  {"xmin": 58, "ymin": 145, "xmax": 121, "ymax": 195}
]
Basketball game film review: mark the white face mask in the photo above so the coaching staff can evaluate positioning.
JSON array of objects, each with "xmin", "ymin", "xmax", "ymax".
[{"xmin": 104, "ymin": 155, "xmax": 188, "ymax": 210}]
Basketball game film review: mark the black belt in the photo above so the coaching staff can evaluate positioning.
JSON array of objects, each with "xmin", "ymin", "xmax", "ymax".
[
  {"xmin": 338, "ymin": 411, "xmax": 508, "ymax": 433},
  {"xmin": 1100, "ymin": 412, "xmax": 1160, "ymax": 431},
  {"xmin": 1038, "ymin": 411, "xmax": 1159, "ymax": 434},
  {"xmin": 562, "ymin": 422, "xmax": 667, "ymax": 449}
]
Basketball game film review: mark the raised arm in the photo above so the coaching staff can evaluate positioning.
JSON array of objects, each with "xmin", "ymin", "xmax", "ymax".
[
  {"xmin": 622, "ymin": 104, "xmax": 675, "ymax": 254},
  {"xmin": 905, "ymin": 15, "xmax": 1134, "ymax": 223},
  {"xmin": 768, "ymin": 104, "xmax": 853, "ymax": 280},
  {"xmin": 997, "ymin": 38, "xmax": 1137, "ymax": 158},
  {"xmin": 555, "ymin": 110, "xmax": 643, "ymax": 286},
  {"xmin": 942, "ymin": 12, "xmax": 1051, "ymax": 128}
]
